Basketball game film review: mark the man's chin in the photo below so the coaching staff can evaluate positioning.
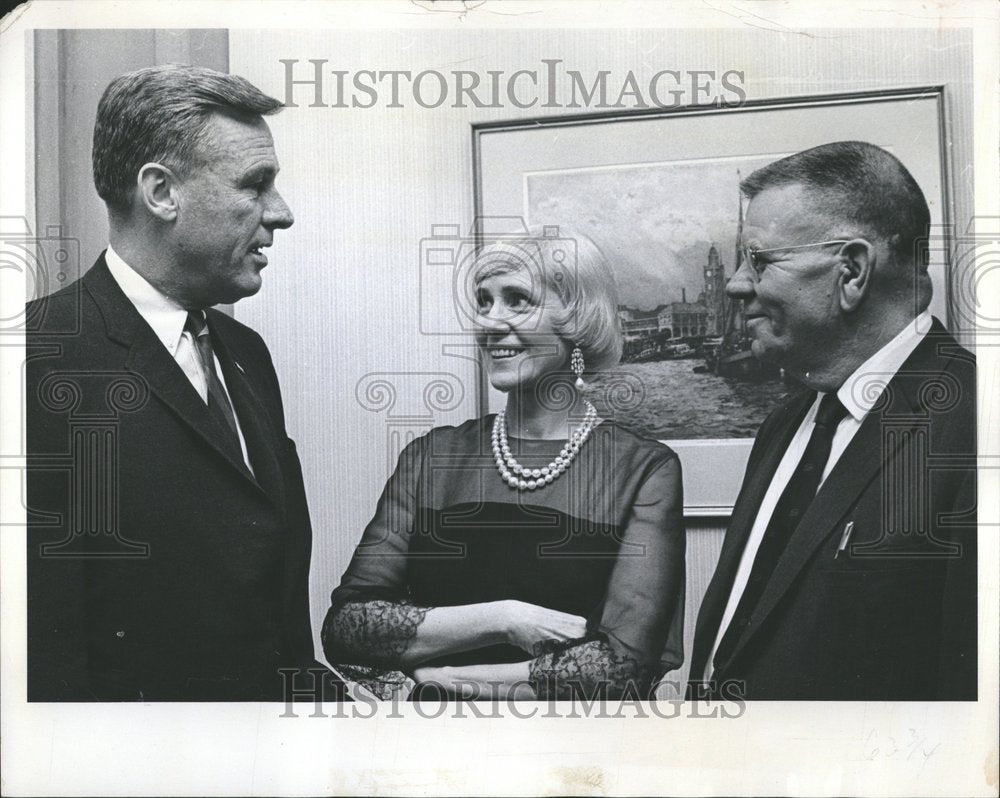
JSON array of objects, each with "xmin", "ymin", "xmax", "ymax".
[
  {"xmin": 749, "ymin": 339, "xmax": 806, "ymax": 381},
  {"xmin": 749, "ymin": 339, "xmax": 787, "ymax": 370},
  {"xmin": 241, "ymin": 279, "xmax": 263, "ymax": 298},
  {"xmin": 215, "ymin": 278, "xmax": 263, "ymax": 306}
]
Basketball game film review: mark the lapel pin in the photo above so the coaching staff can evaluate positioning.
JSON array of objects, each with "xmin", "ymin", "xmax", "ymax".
[{"xmin": 835, "ymin": 521, "xmax": 855, "ymax": 559}]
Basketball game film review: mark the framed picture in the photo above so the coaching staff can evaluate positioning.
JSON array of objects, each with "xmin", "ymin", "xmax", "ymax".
[{"xmin": 472, "ymin": 87, "xmax": 952, "ymax": 515}]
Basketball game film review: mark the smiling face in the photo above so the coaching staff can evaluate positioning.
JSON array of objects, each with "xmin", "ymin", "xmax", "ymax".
[
  {"xmin": 727, "ymin": 183, "xmax": 847, "ymax": 376},
  {"xmin": 473, "ymin": 266, "xmax": 571, "ymax": 394},
  {"xmin": 169, "ymin": 111, "xmax": 293, "ymax": 307}
]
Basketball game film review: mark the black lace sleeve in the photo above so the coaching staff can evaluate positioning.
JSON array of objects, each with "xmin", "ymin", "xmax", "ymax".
[
  {"xmin": 529, "ymin": 635, "xmax": 646, "ymax": 700},
  {"xmin": 528, "ymin": 453, "xmax": 686, "ymax": 699},
  {"xmin": 323, "ymin": 599, "xmax": 430, "ymax": 700},
  {"xmin": 322, "ymin": 599, "xmax": 429, "ymax": 667},
  {"xmin": 321, "ymin": 436, "xmax": 432, "ymax": 693}
]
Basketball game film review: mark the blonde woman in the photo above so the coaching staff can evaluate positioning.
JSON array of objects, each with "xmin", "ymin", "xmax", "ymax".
[{"xmin": 323, "ymin": 231, "xmax": 685, "ymax": 700}]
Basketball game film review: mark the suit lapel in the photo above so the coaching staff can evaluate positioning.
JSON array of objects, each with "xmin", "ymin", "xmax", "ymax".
[
  {"xmin": 690, "ymin": 389, "xmax": 813, "ymax": 678},
  {"xmin": 208, "ymin": 314, "xmax": 286, "ymax": 507},
  {"xmin": 721, "ymin": 390, "xmax": 813, "ymax": 572},
  {"xmin": 83, "ymin": 255, "xmax": 264, "ymax": 495},
  {"xmin": 721, "ymin": 325, "xmax": 956, "ymax": 667}
]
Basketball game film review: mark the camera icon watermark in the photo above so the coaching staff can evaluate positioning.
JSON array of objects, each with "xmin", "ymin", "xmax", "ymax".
[
  {"xmin": 1, "ymin": 216, "xmax": 81, "ymax": 335},
  {"xmin": 922, "ymin": 216, "xmax": 1000, "ymax": 342},
  {"xmin": 418, "ymin": 217, "xmax": 581, "ymax": 338}
]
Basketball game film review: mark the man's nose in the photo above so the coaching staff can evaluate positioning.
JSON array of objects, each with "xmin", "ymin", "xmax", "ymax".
[
  {"xmin": 264, "ymin": 188, "xmax": 294, "ymax": 230},
  {"xmin": 726, "ymin": 259, "xmax": 755, "ymax": 298}
]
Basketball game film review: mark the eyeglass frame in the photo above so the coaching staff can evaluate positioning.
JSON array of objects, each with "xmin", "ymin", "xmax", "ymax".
[{"xmin": 739, "ymin": 239, "xmax": 850, "ymax": 282}]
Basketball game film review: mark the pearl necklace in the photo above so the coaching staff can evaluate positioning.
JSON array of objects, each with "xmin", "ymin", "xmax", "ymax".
[{"xmin": 491, "ymin": 401, "xmax": 598, "ymax": 490}]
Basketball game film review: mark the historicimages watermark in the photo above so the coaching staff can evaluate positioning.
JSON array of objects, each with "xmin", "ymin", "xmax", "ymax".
[{"xmin": 280, "ymin": 59, "xmax": 746, "ymax": 109}]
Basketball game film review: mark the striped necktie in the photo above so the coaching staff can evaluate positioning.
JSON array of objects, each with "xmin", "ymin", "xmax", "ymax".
[{"xmin": 184, "ymin": 311, "xmax": 242, "ymax": 458}]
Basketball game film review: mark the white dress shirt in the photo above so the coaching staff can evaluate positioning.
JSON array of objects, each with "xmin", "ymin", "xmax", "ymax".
[
  {"xmin": 104, "ymin": 245, "xmax": 253, "ymax": 472},
  {"xmin": 706, "ymin": 310, "xmax": 932, "ymax": 679}
]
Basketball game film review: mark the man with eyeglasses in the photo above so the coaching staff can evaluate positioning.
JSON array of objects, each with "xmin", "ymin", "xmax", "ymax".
[{"xmin": 689, "ymin": 141, "xmax": 976, "ymax": 700}]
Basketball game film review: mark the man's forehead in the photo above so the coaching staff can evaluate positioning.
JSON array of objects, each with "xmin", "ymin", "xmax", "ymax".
[
  {"xmin": 745, "ymin": 183, "xmax": 831, "ymax": 236},
  {"xmin": 198, "ymin": 110, "xmax": 277, "ymax": 161}
]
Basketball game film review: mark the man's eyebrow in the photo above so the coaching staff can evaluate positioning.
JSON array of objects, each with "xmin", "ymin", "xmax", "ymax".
[{"xmin": 242, "ymin": 162, "xmax": 279, "ymax": 181}]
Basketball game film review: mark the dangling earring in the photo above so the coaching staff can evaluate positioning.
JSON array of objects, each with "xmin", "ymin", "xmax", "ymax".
[{"xmin": 571, "ymin": 345, "xmax": 585, "ymax": 390}]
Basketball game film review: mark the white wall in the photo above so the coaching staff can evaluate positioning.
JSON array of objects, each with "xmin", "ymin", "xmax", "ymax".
[{"xmin": 228, "ymin": 27, "xmax": 974, "ymax": 678}]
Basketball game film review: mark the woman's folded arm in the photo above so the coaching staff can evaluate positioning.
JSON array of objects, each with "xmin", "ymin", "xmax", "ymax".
[
  {"xmin": 322, "ymin": 597, "xmax": 588, "ymax": 671},
  {"xmin": 323, "ymin": 599, "xmax": 506, "ymax": 670}
]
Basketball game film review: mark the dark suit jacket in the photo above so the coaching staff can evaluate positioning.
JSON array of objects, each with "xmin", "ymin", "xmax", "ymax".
[
  {"xmin": 689, "ymin": 319, "xmax": 977, "ymax": 700},
  {"xmin": 26, "ymin": 254, "xmax": 337, "ymax": 701}
]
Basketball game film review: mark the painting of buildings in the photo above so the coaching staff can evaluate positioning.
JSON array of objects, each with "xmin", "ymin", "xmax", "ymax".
[{"xmin": 525, "ymin": 159, "xmax": 792, "ymax": 440}]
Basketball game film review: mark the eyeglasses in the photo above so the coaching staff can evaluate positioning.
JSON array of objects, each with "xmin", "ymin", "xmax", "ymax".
[{"xmin": 740, "ymin": 239, "xmax": 849, "ymax": 282}]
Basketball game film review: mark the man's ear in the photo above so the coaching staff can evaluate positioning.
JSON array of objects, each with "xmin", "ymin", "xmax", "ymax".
[
  {"xmin": 838, "ymin": 238, "xmax": 875, "ymax": 312},
  {"xmin": 137, "ymin": 162, "xmax": 180, "ymax": 222}
]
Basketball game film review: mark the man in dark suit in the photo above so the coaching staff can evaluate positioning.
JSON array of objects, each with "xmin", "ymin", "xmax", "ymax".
[
  {"xmin": 26, "ymin": 64, "xmax": 343, "ymax": 701},
  {"xmin": 689, "ymin": 141, "xmax": 976, "ymax": 700}
]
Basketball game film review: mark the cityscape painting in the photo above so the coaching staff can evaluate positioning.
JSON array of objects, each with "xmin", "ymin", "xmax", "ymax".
[
  {"xmin": 474, "ymin": 91, "xmax": 948, "ymax": 510},
  {"xmin": 525, "ymin": 156, "xmax": 796, "ymax": 441}
]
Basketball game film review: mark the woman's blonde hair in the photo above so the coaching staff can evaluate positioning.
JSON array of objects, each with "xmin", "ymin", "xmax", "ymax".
[{"xmin": 472, "ymin": 227, "xmax": 622, "ymax": 373}]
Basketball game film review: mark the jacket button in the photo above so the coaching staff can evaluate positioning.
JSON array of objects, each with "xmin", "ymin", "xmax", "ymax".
[{"xmin": 115, "ymin": 630, "xmax": 125, "ymax": 638}]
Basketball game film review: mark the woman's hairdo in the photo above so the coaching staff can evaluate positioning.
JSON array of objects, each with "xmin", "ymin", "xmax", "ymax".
[
  {"xmin": 473, "ymin": 228, "xmax": 623, "ymax": 373},
  {"xmin": 92, "ymin": 64, "xmax": 283, "ymax": 212}
]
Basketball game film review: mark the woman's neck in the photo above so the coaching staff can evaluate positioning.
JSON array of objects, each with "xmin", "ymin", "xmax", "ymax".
[{"xmin": 503, "ymin": 382, "xmax": 591, "ymax": 440}]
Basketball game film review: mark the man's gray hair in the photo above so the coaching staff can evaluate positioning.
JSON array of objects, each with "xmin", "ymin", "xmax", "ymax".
[
  {"xmin": 92, "ymin": 64, "xmax": 283, "ymax": 212},
  {"xmin": 741, "ymin": 141, "xmax": 931, "ymax": 270}
]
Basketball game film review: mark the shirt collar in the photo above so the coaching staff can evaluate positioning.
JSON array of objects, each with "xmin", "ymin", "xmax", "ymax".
[
  {"xmin": 837, "ymin": 309, "xmax": 933, "ymax": 421},
  {"xmin": 104, "ymin": 245, "xmax": 189, "ymax": 356}
]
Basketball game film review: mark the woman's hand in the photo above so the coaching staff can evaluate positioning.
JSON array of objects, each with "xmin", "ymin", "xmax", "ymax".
[
  {"xmin": 412, "ymin": 662, "xmax": 535, "ymax": 700},
  {"xmin": 501, "ymin": 600, "xmax": 587, "ymax": 654},
  {"xmin": 412, "ymin": 666, "xmax": 449, "ymax": 688}
]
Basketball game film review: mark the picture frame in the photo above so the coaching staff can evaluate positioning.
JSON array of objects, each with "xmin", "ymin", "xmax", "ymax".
[{"xmin": 471, "ymin": 86, "xmax": 953, "ymax": 515}]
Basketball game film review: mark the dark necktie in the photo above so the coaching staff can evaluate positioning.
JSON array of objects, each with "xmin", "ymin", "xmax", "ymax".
[
  {"xmin": 713, "ymin": 391, "xmax": 849, "ymax": 668},
  {"xmin": 185, "ymin": 311, "xmax": 243, "ymax": 460}
]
